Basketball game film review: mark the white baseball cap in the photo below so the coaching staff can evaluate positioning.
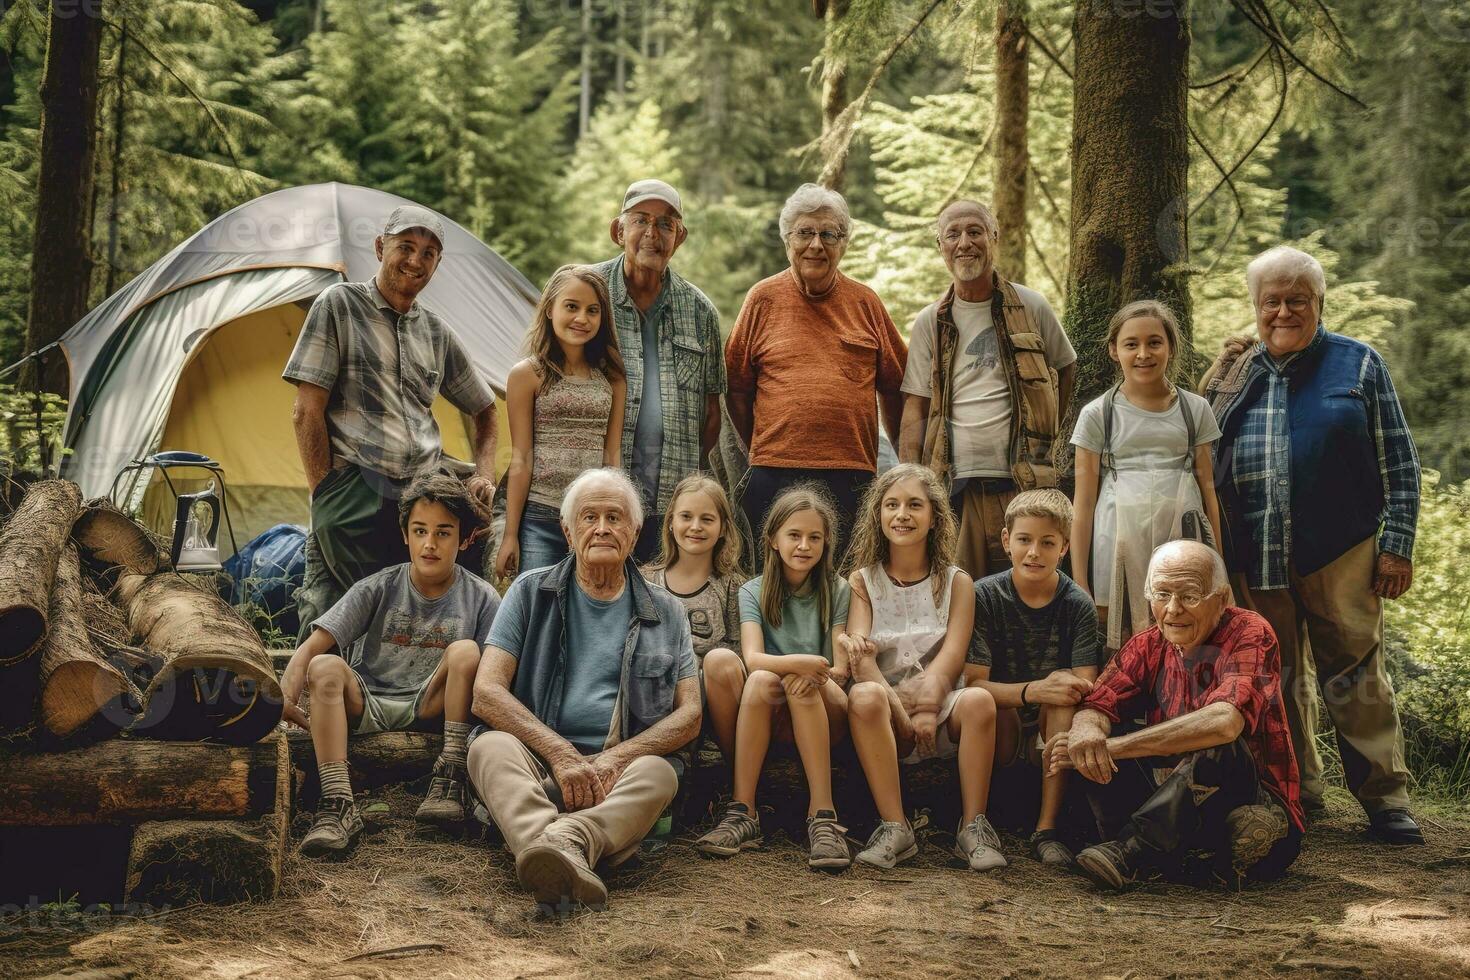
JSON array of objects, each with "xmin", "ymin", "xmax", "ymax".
[
  {"xmin": 382, "ymin": 205, "xmax": 447, "ymax": 248},
  {"xmin": 621, "ymin": 179, "xmax": 683, "ymax": 218}
]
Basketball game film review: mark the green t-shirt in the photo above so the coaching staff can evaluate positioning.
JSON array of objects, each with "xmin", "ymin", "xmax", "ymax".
[{"xmin": 738, "ymin": 574, "xmax": 851, "ymax": 664}]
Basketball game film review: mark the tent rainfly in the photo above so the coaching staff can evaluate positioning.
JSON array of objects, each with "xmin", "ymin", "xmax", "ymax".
[{"xmin": 59, "ymin": 182, "xmax": 535, "ymax": 548}]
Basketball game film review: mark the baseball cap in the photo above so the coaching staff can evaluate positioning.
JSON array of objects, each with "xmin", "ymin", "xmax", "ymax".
[
  {"xmin": 621, "ymin": 179, "xmax": 682, "ymax": 218},
  {"xmin": 382, "ymin": 205, "xmax": 447, "ymax": 248}
]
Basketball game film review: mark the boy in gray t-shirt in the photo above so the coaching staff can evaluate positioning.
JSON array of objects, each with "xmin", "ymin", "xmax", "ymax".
[{"xmin": 281, "ymin": 475, "xmax": 500, "ymax": 857}]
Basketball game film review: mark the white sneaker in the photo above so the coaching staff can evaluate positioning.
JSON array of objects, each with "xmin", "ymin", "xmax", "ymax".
[
  {"xmin": 855, "ymin": 820, "xmax": 918, "ymax": 869},
  {"xmin": 955, "ymin": 814, "xmax": 1008, "ymax": 871}
]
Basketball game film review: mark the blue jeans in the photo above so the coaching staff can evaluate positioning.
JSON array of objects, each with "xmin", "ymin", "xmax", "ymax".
[{"xmin": 518, "ymin": 500, "xmax": 569, "ymax": 574}]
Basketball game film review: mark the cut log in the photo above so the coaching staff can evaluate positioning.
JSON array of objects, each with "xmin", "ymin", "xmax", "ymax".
[
  {"xmin": 38, "ymin": 543, "xmax": 140, "ymax": 740},
  {"xmin": 115, "ymin": 569, "xmax": 282, "ymax": 744},
  {"xmin": 125, "ymin": 732, "xmax": 290, "ymax": 906},
  {"xmin": 0, "ymin": 479, "xmax": 82, "ymax": 665},
  {"xmin": 287, "ymin": 728, "xmax": 442, "ymax": 809},
  {"xmin": 71, "ymin": 498, "xmax": 163, "ymax": 578},
  {"xmin": 0, "ymin": 734, "xmax": 285, "ymax": 826}
]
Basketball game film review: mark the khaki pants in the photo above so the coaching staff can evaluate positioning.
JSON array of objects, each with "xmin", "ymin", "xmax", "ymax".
[
  {"xmin": 952, "ymin": 480, "xmax": 1018, "ymax": 580},
  {"xmin": 1237, "ymin": 536, "xmax": 1411, "ymax": 813},
  {"xmin": 466, "ymin": 731, "xmax": 678, "ymax": 866}
]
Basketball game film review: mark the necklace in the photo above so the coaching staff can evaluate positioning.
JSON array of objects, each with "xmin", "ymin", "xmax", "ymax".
[{"xmin": 886, "ymin": 569, "xmax": 930, "ymax": 589}]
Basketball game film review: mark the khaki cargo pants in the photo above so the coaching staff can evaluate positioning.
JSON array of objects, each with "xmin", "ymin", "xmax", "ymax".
[{"xmin": 1237, "ymin": 536, "xmax": 1411, "ymax": 813}]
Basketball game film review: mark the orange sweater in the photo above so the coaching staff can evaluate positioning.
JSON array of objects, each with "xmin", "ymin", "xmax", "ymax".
[{"xmin": 725, "ymin": 269, "xmax": 906, "ymax": 470}]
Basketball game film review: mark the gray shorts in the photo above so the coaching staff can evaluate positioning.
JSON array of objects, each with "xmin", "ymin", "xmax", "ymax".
[{"xmin": 351, "ymin": 669, "xmax": 435, "ymax": 734}]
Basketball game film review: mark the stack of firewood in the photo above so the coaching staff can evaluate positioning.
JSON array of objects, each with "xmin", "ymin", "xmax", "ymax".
[{"xmin": 0, "ymin": 479, "xmax": 282, "ymax": 745}]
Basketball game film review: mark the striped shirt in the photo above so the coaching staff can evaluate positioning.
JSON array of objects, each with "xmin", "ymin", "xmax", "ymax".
[{"xmin": 283, "ymin": 280, "xmax": 493, "ymax": 482}]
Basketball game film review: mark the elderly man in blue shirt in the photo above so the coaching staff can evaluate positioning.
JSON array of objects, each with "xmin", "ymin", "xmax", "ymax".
[
  {"xmin": 1203, "ymin": 245, "xmax": 1422, "ymax": 845},
  {"xmin": 592, "ymin": 179, "xmax": 726, "ymax": 561},
  {"xmin": 466, "ymin": 468, "xmax": 700, "ymax": 913}
]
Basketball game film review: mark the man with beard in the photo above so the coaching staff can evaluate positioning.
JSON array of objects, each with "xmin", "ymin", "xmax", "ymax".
[
  {"xmin": 897, "ymin": 200, "xmax": 1075, "ymax": 580},
  {"xmin": 285, "ymin": 205, "xmax": 498, "ymax": 640}
]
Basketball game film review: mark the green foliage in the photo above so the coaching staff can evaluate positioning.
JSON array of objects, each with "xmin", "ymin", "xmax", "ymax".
[{"xmin": 0, "ymin": 383, "xmax": 67, "ymax": 482}]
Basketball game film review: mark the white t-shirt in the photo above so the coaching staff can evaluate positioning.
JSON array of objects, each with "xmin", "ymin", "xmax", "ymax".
[{"xmin": 901, "ymin": 284, "xmax": 1076, "ymax": 479}]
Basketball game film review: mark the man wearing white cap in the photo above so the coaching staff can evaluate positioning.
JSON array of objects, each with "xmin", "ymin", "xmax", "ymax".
[
  {"xmin": 285, "ymin": 205, "xmax": 499, "ymax": 639},
  {"xmin": 592, "ymin": 179, "xmax": 725, "ymax": 560}
]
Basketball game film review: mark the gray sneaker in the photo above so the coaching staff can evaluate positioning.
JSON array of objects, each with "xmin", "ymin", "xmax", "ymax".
[
  {"xmin": 414, "ymin": 760, "xmax": 467, "ymax": 827},
  {"xmin": 955, "ymin": 814, "xmax": 1007, "ymax": 871},
  {"xmin": 855, "ymin": 820, "xmax": 917, "ymax": 869},
  {"xmin": 695, "ymin": 802, "xmax": 762, "ymax": 857},
  {"xmin": 806, "ymin": 810, "xmax": 851, "ymax": 870},
  {"xmin": 515, "ymin": 830, "xmax": 608, "ymax": 911},
  {"xmin": 300, "ymin": 796, "xmax": 363, "ymax": 857}
]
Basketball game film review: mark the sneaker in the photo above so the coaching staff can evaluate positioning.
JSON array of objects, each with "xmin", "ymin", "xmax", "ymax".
[
  {"xmin": 954, "ymin": 815, "xmax": 1007, "ymax": 871},
  {"xmin": 695, "ymin": 802, "xmax": 762, "ymax": 857},
  {"xmin": 807, "ymin": 810, "xmax": 851, "ymax": 870},
  {"xmin": 515, "ymin": 830, "xmax": 608, "ymax": 911},
  {"xmin": 855, "ymin": 820, "xmax": 917, "ymax": 869},
  {"xmin": 1075, "ymin": 840, "xmax": 1137, "ymax": 891},
  {"xmin": 300, "ymin": 796, "xmax": 363, "ymax": 857},
  {"xmin": 1367, "ymin": 807, "xmax": 1426, "ymax": 846},
  {"xmin": 415, "ymin": 760, "xmax": 467, "ymax": 827},
  {"xmin": 1226, "ymin": 803, "xmax": 1289, "ymax": 874},
  {"xmin": 1030, "ymin": 829, "xmax": 1074, "ymax": 867}
]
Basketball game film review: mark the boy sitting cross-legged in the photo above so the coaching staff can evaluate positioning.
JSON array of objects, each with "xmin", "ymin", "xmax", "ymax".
[
  {"xmin": 281, "ymin": 474, "xmax": 501, "ymax": 857},
  {"xmin": 966, "ymin": 489, "xmax": 1101, "ymax": 867}
]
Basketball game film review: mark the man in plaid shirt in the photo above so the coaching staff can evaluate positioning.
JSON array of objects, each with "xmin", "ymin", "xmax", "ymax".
[
  {"xmin": 285, "ymin": 205, "xmax": 498, "ymax": 640},
  {"xmin": 1204, "ymin": 245, "xmax": 1422, "ymax": 845},
  {"xmin": 1045, "ymin": 541, "xmax": 1303, "ymax": 891}
]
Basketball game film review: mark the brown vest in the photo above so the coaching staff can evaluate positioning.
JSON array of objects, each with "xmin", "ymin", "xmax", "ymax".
[{"xmin": 919, "ymin": 273, "xmax": 1061, "ymax": 490}]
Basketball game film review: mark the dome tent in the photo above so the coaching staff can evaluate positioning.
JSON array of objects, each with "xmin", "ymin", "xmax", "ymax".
[{"xmin": 59, "ymin": 182, "xmax": 535, "ymax": 550}]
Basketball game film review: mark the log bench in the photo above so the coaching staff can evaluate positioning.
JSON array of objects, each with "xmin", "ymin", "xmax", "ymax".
[{"xmin": 0, "ymin": 732, "xmax": 291, "ymax": 907}]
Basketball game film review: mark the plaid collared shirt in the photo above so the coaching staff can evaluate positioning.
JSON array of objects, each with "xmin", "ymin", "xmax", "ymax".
[
  {"xmin": 593, "ymin": 256, "xmax": 725, "ymax": 515},
  {"xmin": 283, "ymin": 279, "xmax": 494, "ymax": 482},
  {"xmin": 1227, "ymin": 327, "xmax": 1418, "ymax": 590}
]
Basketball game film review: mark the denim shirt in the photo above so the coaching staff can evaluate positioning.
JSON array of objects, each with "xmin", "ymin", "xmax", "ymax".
[{"xmin": 490, "ymin": 556, "xmax": 697, "ymax": 747}]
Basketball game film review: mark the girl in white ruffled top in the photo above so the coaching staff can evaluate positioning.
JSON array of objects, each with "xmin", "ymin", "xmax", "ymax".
[{"xmin": 839, "ymin": 463, "xmax": 1007, "ymax": 873}]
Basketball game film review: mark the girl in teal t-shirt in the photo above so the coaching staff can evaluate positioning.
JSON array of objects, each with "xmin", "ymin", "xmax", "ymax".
[{"xmin": 695, "ymin": 484, "xmax": 854, "ymax": 870}]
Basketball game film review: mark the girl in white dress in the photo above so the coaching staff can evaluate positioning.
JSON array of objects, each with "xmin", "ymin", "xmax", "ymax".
[
  {"xmin": 1071, "ymin": 300, "xmax": 1223, "ymax": 649},
  {"xmin": 840, "ymin": 464, "xmax": 1006, "ymax": 872}
]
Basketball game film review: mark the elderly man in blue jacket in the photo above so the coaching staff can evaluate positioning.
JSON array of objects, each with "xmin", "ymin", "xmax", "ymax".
[{"xmin": 467, "ymin": 468, "xmax": 700, "ymax": 913}]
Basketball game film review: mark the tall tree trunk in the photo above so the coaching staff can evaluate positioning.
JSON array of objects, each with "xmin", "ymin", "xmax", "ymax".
[
  {"xmin": 24, "ymin": 0, "xmax": 105, "ymax": 395},
  {"xmin": 105, "ymin": 17, "xmax": 127, "ymax": 297},
  {"xmin": 614, "ymin": 0, "xmax": 626, "ymax": 96},
  {"xmin": 993, "ymin": 1, "xmax": 1029, "ymax": 283},
  {"xmin": 1064, "ymin": 2, "xmax": 1192, "ymax": 418},
  {"xmin": 818, "ymin": 0, "xmax": 850, "ymax": 190},
  {"xmin": 578, "ymin": 0, "xmax": 593, "ymax": 139}
]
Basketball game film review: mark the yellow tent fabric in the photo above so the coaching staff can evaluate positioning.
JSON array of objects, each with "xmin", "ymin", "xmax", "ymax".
[{"xmin": 143, "ymin": 302, "xmax": 511, "ymax": 550}]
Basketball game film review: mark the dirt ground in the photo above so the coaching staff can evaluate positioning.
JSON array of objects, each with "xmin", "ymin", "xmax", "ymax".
[{"xmin": 3, "ymin": 785, "xmax": 1469, "ymax": 980}]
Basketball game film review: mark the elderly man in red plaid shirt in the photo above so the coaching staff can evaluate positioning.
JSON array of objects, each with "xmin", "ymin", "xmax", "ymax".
[{"xmin": 1044, "ymin": 540, "xmax": 1303, "ymax": 891}]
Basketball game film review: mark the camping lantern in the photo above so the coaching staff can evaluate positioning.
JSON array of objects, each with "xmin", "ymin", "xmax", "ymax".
[{"xmin": 109, "ymin": 451, "xmax": 238, "ymax": 574}]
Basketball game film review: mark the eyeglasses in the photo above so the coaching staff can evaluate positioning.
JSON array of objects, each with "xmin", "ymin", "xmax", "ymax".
[
  {"xmin": 789, "ymin": 228, "xmax": 846, "ymax": 246},
  {"xmin": 1144, "ymin": 589, "xmax": 1209, "ymax": 608},
  {"xmin": 1259, "ymin": 296, "xmax": 1313, "ymax": 314},
  {"xmin": 625, "ymin": 212, "xmax": 680, "ymax": 234}
]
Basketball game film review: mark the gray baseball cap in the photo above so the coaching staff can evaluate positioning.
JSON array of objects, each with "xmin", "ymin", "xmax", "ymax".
[
  {"xmin": 382, "ymin": 205, "xmax": 447, "ymax": 248},
  {"xmin": 621, "ymin": 178, "xmax": 682, "ymax": 218}
]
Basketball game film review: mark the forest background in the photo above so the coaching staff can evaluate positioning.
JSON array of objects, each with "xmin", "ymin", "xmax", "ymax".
[{"xmin": 0, "ymin": 0, "xmax": 1466, "ymax": 800}]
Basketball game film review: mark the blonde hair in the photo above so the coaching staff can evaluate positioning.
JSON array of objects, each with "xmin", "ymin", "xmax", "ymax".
[
  {"xmin": 525, "ymin": 264, "xmax": 625, "ymax": 395},
  {"xmin": 845, "ymin": 463, "xmax": 956, "ymax": 604},
  {"xmin": 1105, "ymin": 299, "xmax": 1182, "ymax": 377},
  {"xmin": 759, "ymin": 484, "xmax": 839, "ymax": 632},
  {"xmin": 651, "ymin": 474, "xmax": 744, "ymax": 579},
  {"xmin": 1004, "ymin": 489, "xmax": 1073, "ymax": 540}
]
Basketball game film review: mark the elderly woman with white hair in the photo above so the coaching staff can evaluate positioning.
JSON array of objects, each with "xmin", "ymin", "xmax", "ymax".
[
  {"xmin": 725, "ymin": 182, "xmax": 908, "ymax": 558},
  {"xmin": 1201, "ymin": 245, "xmax": 1423, "ymax": 845},
  {"xmin": 467, "ymin": 467, "xmax": 700, "ymax": 914},
  {"xmin": 1045, "ymin": 540, "xmax": 1304, "ymax": 891}
]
